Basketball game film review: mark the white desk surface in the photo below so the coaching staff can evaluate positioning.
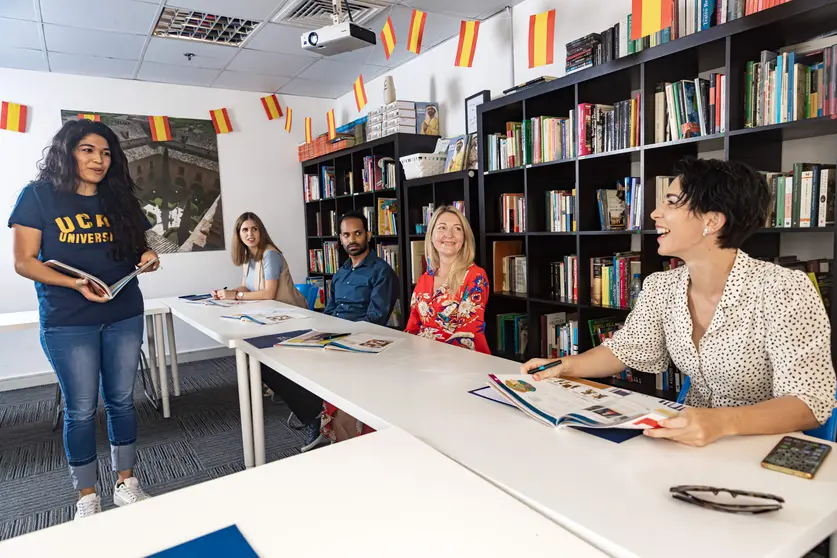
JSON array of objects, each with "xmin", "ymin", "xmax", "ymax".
[
  {"xmin": 237, "ymin": 307, "xmax": 837, "ymax": 558},
  {"xmin": 0, "ymin": 428, "xmax": 606, "ymax": 558},
  {"xmin": 0, "ymin": 298, "xmax": 170, "ymax": 332}
]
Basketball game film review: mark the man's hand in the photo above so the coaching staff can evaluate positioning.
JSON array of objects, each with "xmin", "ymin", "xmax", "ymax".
[{"xmin": 643, "ymin": 407, "xmax": 732, "ymax": 447}]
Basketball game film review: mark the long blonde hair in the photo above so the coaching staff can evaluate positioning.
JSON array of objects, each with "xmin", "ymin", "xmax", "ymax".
[{"xmin": 424, "ymin": 205, "xmax": 476, "ymax": 292}]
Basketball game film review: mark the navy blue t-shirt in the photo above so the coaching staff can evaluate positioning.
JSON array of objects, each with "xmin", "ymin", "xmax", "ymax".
[{"xmin": 8, "ymin": 181, "xmax": 146, "ymax": 327}]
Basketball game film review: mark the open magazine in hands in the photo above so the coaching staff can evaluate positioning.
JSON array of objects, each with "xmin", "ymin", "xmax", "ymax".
[
  {"xmin": 45, "ymin": 258, "xmax": 158, "ymax": 300},
  {"xmin": 487, "ymin": 374, "xmax": 684, "ymax": 430}
]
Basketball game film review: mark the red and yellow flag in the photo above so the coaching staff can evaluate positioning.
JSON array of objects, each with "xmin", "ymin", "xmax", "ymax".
[
  {"xmin": 0, "ymin": 102, "xmax": 27, "ymax": 133},
  {"xmin": 631, "ymin": 0, "xmax": 673, "ymax": 40},
  {"xmin": 354, "ymin": 75, "xmax": 368, "ymax": 112},
  {"xmin": 305, "ymin": 117, "xmax": 313, "ymax": 144},
  {"xmin": 381, "ymin": 17, "xmax": 396, "ymax": 60},
  {"xmin": 285, "ymin": 107, "xmax": 293, "ymax": 133},
  {"xmin": 261, "ymin": 94, "xmax": 283, "ymax": 120},
  {"xmin": 528, "ymin": 9, "xmax": 556, "ymax": 69},
  {"xmin": 454, "ymin": 20, "xmax": 480, "ymax": 68},
  {"xmin": 326, "ymin": 109, "xmax": 336, "ymax": 140},
  {"xmin": 209, "ymin": 108, "xmax": 233, "ymax": 134},
  {"xmin": 148, "ymin": 116, "xmax": 172, "ymax": 142},
  {"xmin": 406, "ymin": 9, "xmax": 426, "ymax": 54},
  {"xmin": 78, "ymin": 113, "xmax": 100, "ymax": 121}
]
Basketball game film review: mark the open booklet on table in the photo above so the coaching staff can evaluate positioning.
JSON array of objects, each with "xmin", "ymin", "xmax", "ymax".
[
  {"xmin": 277, "ymin": 329, "xmax": 398, "ymax": 354},
  {"xmin": 486, "ymin": 374, "xmax": 684, "ymax": 430},
  {"xmin": 220, "ymin": 308, "xmax": 311, "ymax": 325},
  {"xmin": 45, "ymin": 258, "xmax": 158, "ymax": 300}
]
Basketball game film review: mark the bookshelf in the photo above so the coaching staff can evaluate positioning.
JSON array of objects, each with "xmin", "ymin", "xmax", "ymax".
[
  {"xmin": 477, "ymin": 0, "xmax": 837, "ymax": 400},
  {"xmin": 301, "ymin": 133, "xmax": 438, "ymax": 326}
]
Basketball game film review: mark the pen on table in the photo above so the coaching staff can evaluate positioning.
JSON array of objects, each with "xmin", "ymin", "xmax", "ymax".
[
  {"xmin": 528, "ymin": 359, "xmax": 562, "ymax": 375},
  {"xmin": 319, "ymin": 333, "xmax": 351, "ymax": 341}
]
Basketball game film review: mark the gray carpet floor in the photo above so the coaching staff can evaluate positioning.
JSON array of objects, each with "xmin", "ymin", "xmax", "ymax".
[{"xmin": 0, "ymin": 357, "xmax": 305, "ymax": 541}]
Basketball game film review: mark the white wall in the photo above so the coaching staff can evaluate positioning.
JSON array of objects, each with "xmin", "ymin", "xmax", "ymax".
[{"xmin": 0, "ymin": 67, "xmax": 331, "ymax": 386}]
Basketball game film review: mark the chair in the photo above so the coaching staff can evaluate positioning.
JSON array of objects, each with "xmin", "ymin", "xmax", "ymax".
[
  {"xmin": 294, "ymin": 283, "xmax": 319, "ymax": 311},
  {"xmin": 676, "ymin": 376, "xmax": 837, "ymax": 442}
]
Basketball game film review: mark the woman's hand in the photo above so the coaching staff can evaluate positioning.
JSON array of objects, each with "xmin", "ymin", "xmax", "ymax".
[
  {"xmin": 215, "ymin": 290, "xmax": 237, "ymax": 301},
  {"xmin": 75, "ymin": 278, "xmax": 109, "ymax": 303},
  {"xmin": 642, "ymin": 408, "xmax": 732, "ymax": 447},
  {"xmin": 139, "ymin": 250, "xmax": 160, "ymax": 273},
  {"xmin": 519, "ymin": 358, "xmax": 568, "ymax": 381}
]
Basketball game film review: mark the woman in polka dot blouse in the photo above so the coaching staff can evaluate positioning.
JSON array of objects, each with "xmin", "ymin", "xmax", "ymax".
[{"xmin": 521, "ymin": 157, "xmax": 837, "ymax": 447}]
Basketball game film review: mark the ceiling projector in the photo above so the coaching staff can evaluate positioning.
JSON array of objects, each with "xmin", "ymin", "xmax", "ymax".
[{"xmin": 301, "ymin": 21, "xmax": 376, "ymax": 56}]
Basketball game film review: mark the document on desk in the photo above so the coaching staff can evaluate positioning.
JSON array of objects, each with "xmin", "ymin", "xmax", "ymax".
[
  {"xmin": 486, "ymin": 374, "xmax": 684, "ymax": 430},
  {"xmin": 279, "ymin": 330, "xmax": 398, "ymax": 353},
  {"xmin": 221, "ymin": 309, "xmax": 311, "ymax": 325},
  {"xmin": 147, "ymin": 525, "xmax": 258, "ymax": 557}
]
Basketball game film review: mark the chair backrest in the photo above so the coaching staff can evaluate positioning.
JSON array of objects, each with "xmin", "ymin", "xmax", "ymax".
[
  {"xmin": 675, "ymin": 375, "xmax": 837, "ymax": 442},
  {"xmin": 294, "ymin": 283, "xmax": 319, "ymax": 311}
]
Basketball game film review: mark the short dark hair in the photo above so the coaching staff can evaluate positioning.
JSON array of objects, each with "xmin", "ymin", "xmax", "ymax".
[
  {"xmin": 673, "ymin": 157, "xmax": 769, "ymax": 249},
  {"xmin": 340, "ymin": 210, "xmax": 368, "ymax": 232}
]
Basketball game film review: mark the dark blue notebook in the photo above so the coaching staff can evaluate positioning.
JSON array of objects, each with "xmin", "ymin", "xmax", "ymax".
[
  {"xmin": 148, "ymin": 525, "xmax": 258, "ymax": 557},
  {"xmin": 244, "ymin": 329, "xmax": 311, "ymax": 349},
  {"xmin": 179, "ymin": 293, "xmax": 213, "ymax": 301}
]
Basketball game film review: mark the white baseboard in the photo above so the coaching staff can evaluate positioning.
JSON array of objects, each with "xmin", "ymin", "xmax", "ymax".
[{"xmin": 0, "ymin": 345, "xmax": 235, "ymax": 393}]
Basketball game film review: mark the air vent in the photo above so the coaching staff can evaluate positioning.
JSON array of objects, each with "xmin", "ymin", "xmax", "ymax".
[
  {"xmin": 272, "ymin": 0, "xmax": 389, "ymax": 30},
  {"xmin": 153, "ymin": 7, "xmax": 260, "ymax": 46}
]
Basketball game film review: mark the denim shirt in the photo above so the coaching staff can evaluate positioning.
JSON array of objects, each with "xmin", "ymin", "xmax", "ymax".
[{"xmin": 324, "ymin": 251, "xmax": 399, "ymax": 326}]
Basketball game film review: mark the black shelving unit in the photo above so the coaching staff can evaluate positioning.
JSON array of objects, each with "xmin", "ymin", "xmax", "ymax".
[
  {"xmin": 301, "ymin": 133, "xmax": 438, "ymax": 325},
  {"xmin": 402, "ymin": 170, "xmax": 481, "ymax": 288},
  {"xmin": 477, "ymin": 0, "xmax": 837, "ymax": 400}
]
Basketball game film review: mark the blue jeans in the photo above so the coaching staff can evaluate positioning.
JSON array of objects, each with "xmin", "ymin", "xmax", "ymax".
[{"xmin": 40, "ymin": 315, "xmax": 143, "ymax": 490}]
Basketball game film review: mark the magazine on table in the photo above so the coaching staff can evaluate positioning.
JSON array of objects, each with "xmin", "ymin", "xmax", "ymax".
[
  {"xmin": 278, "ymin": 330, "xmax": 397, "ymax": 353},
  {"xmin": 45, "ymin": 258, "xmax": 158, "ymax": 300},
  {"xmin": 220, "ymin": 308, "xmax": 310, "ymax": 325},
  {"xmin": 486, "ymin": 374, "xmax": 683, "ymax": 430}
]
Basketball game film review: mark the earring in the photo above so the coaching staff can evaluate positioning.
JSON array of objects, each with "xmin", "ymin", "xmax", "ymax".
[{"xmin": 703, "ymin": 227, "xmax": 711, "ymax": 237}]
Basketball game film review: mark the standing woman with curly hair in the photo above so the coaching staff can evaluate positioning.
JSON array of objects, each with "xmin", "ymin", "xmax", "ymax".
[{"xmin": 9, "ymin": 119, "xmax": 159, "ymax": 519}]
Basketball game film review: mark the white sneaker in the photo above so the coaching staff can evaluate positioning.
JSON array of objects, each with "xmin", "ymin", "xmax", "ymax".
[
  {"xmin": 74, "ymin": 494, "xmax": 101, "ymax": 520},
  {"xmin": 300, "ymin": 434, "xmax": 331, "ymax": 453},
  {"xmin": 113, "ymin": 477, "xmax": 150, "ymax": 507}
]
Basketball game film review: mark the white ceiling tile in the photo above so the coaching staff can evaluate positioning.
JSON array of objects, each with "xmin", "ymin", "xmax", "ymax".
[
  {"xmin": 278, "ymin": 78, "xmax": 351, "ymax": 99},
  {"xmin": 211, "ymin": 70, "xmax": 290, "ymax": 92},
  {"xmin": 48, "ymin": 52, "xmax": 137, "ymax": 79},
  {"xmin": 44, "ymin": 24, "xmax": 146, "ymax": 60},
  {"xmin": 227, "ymin": 49, "xmax": 314, "ymax": 77},
  {"xmin": 166, "ymin": 0, "xmax": 281, "ymax": 21},
  {"xmin": 0, "ymin": 17, "xmax": 41, "ymax": 50},
  {"xmin": 245, "ymin": 23, "xmax": 320, "ymax": 58},
  {"xmin": 40, "ymin": 0, "xmax": 160, "ymax": 34},
  {"xmin": 0, "ymin": 0, "xmax": 37, "ymax": 21},
  {"xmin": 297, "ymin": 58, "xmax": 385, "ymax": 83},
  {"xmin": 402, "ymin": 0, "xmax": 503, "ymax": 18},
  {"xmin": 137, "ymin": 60, "xmax": 221, "ymax": 86},
  {"xmin": 143, "ymin": 37, "xmax": 238, "ymax": 69},
  {"xmin": 0, "ymin": 46, "xmax": 47, "ymax": 71}
]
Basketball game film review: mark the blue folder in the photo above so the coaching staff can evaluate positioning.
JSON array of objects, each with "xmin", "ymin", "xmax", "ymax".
[
  {"xmin": 148, "ymin": 525, "xmax": 258, "ymax": 557},
  {"xmin": 244, "ymin": 329, "xmax": 311, "ymax": 349}
]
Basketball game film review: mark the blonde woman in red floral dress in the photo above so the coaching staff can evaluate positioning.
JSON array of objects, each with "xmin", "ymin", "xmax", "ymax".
[{"xmin": 406, "ymin": 205, "xmax": 490, "ymax": 354}]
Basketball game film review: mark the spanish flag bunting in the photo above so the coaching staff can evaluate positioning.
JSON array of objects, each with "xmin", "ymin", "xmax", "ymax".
[
  {"xmin": 78, "ymin": 113, "xmax": 100, "ymax": 121},
  {"xmin": 148, "ymin": 115, "xmax": 173, "ymax": 142},
  {"xmin": 528, "ymin": 9, "xmax": 556, "ymax": 69},
  {"xmin": 326, "ymin": 109, "xmax": 336, "ymax": 140},
  {"xmin": 454, "ymin": 20, "xmax": 480, "ymax": 68},
  {"xmin": 380, "ymin": 17, "xmax": 396, "ymax": 60},
  {"xmin": 285, "ymin": 107, "xmax": 293, "ymax": 133},
  {"xmin": 406, "ymin": 9, "xmax": 426, "ymax": 54},
  {"xmin": 261, "ymin": 94, "xmax": 283, "ymax": 120},
  {"xmin": 305, "ymin": 117, "xmax": 313, "ymax": 144},
  {"xmin": 631, "ymin": 0, "xmax": 673, "ymax": 40},
  {"xmin": 354, "ymin": 74, "xmax": 368, "ymax": 112},
  {"xmin": 0, "ymin": 102, "xmax": 27, "ymax": 133},
  {"xmin": 209, "ymin": 108, "xmax": 233, "ymax": 134}
]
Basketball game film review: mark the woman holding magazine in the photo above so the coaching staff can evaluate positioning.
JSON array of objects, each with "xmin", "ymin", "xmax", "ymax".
[
  {"xmin": 405, "ymin": 205, "xmax": 489, "ymax": 354},
  {"xmin": 9, "ymin": 119, "xmax": 159, "ymax": 519},
  {"xmin": 520, "ymin": 157, "xmax": 836, "ymax": 447}
]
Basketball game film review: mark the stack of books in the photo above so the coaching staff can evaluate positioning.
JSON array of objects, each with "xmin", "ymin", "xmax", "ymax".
[
  {"xmin": 577, "ymin": 97, "xmax": 640, "ymax": 156},
  {"xmin": 546, "ymin": 190, "xmax": 576, "ymax": 232},
  {"xmin": 761, "ymin": 164, "xmax": 836, "ymax": 229},
  {"xmin": 549, "ymin": 255, "xmax": 578, "ymax": 302},
  {"xmin": 540, "ymin": 312, "xmax": 579, "ymax": 358}
]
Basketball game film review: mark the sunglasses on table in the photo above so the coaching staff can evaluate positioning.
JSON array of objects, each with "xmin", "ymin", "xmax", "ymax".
[{"xmin": 669, "ymin": 485, "xmax": 784, "ymax": 515}]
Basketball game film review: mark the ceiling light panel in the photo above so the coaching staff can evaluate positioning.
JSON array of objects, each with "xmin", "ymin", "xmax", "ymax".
[{"xmin": 153, "ymin": 7, "xmax": 260, "ymax": 46}]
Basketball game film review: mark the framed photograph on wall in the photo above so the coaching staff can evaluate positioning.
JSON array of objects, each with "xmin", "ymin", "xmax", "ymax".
[{"xmin": 465, "ymin": 90, "xmax": 490, "ymax": 136}]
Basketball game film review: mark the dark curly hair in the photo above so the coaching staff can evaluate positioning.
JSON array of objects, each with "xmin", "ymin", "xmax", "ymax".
[
  {"xmin": 672, "ymin": 157, "xmax": 770, "ymax": 249},
  {"xmin": 37, "ymin": 119, "xmax": 148, "ymax": 262}
]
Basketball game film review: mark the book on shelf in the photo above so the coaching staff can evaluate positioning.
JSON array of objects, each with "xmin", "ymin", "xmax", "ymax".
[
  {"xmin": 320, "ymin": 166, "xmax": 336, "ymax": 198},
  {"xmin": 376, "ymin": 243, "xmax": 399, "ymax": 275},
  {"xmin": 495, "ymin": 313, "xmax": 528, "ymax": 356},
  {"xmin": 596, "ymin": 187, "xmax": 626, "ymax": 230},
  {"xmin": 303, "ymin": 174, "xmax": 321, "ymax": 202},
  {"xmin": 376, "ymin": 198, "xmax": 398, "ymax": 235},
  {"xmin": 500, "ymin": 255, "xmax": 527, "ymax": 294},
  {"xmin": 491, "ymin": 240, "xmax": 523, "ymax": 293},
  {"xmin": 308, "ymin": 241, "xmax": 339, "ymax": 274},
  {"xmin": 655, "ymin": 74, "xmax": 725, "ymax": 141},
  {"xmin": 410, "ymin": 241, "xmax": 428, "ymax": 283},
  {"xmin": 361, "ymin": 156, "xmax": 397, "ymax": 192},
  {"xmin": 315, "ymin": 209, "xmax": 338, "ymax": 236},
  {"xmin": 549, "ymin": 255, "xmax": 578, "ymax": 301},
  {"xmin": 278, "ymin": 330, "xmax": 398, "ymax": 354},
  {"xmin": 577, "ymin": 97, "xmax": 640, "ymax": 156},
  {"xmin": 486, "ymin": 114, "xmax": 575, "ymax": 171},
  {"xmin": 590, "ymin": 252, "xmax": 641, "ymax": 308},
  {"xmin": 499, "ymin": 193, "xmax": 525, "ymax": 232},
  {"xmin": 485, "ymin": 374, "xmax": 683, "ymax": 430},
  {"xmin": 546, "ymin": 190, "xmax": 576, "ymax": 232},
  {"xmin": 361, "ymin": 206, "xmax": 374, "ymax": 230},
  {"xmin": 541, "ymin": 312, "xmax": 579, "ymax": 358},
  {"xmin": 761, "ymin": 164, "xmax": 836, "ymax": 228},
  {"xmin": 44, "ymin": 258, "xmax": 158, "ymax": 300}
]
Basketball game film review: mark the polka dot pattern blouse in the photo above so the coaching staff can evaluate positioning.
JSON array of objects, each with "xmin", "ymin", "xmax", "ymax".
[{"xmin": 602, "ymin": 250, "xmax": 837, "ymax": 424}]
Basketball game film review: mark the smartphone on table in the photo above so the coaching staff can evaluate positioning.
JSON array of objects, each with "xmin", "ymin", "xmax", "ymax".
[{"xmin": 761, "ymin": 436, "xmax": 831, "ymax": 479}]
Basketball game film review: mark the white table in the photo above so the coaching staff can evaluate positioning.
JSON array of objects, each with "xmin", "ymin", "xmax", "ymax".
[
  {"xmin": 236, "ymin": 308, "xmax": 837, "ymax": 558},
  {"xmin": 0, "ymin": 428, "xmax": 606, "ymax": 557}
]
